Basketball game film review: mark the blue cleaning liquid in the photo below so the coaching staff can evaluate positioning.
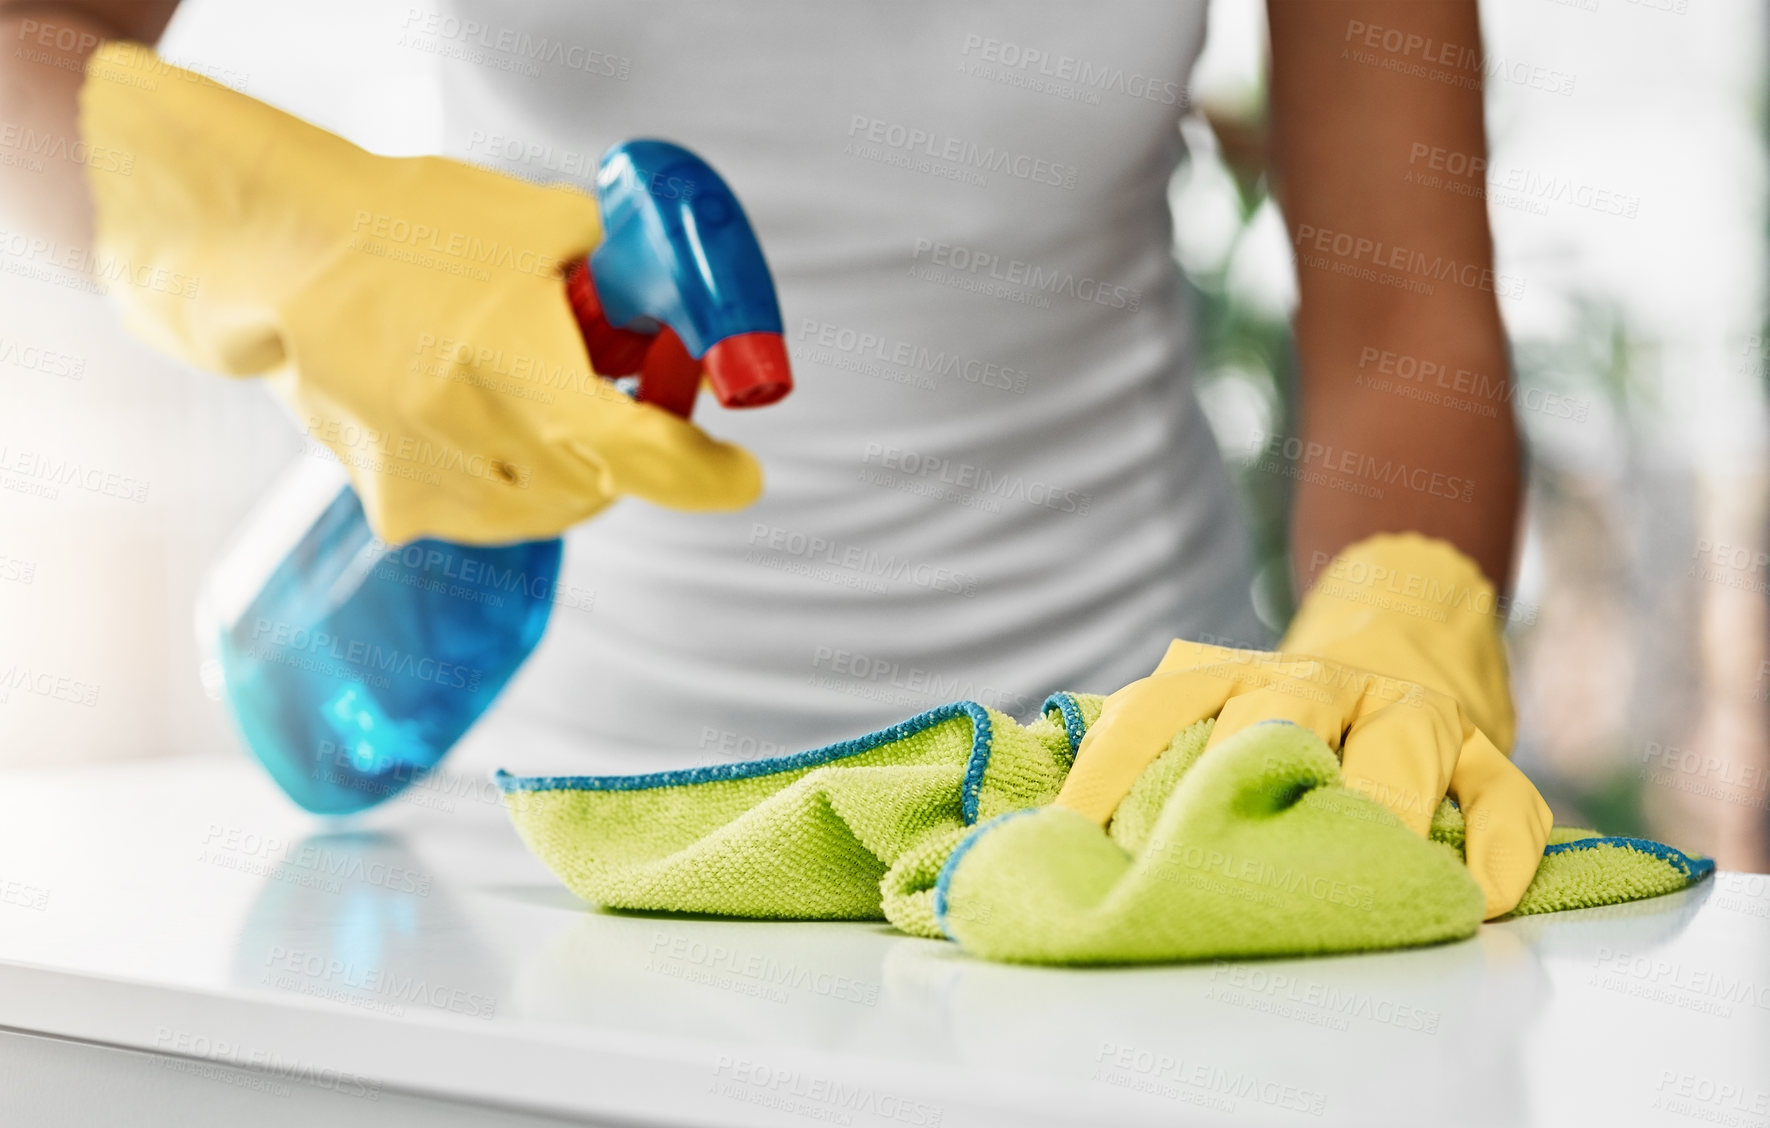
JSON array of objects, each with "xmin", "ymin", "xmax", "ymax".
[
  {"xmin": 214, "ymin": 141, "xmax": 787, "ymax": 815},
  {"xmin": 217, "ymin": 486, "xmax": 561, "ymax": 814}
]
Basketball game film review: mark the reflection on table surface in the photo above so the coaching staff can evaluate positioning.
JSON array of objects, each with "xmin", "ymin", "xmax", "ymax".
[{"xmin": 0, "ymin": 756, "xmax": 1763, "ymax": 1127}]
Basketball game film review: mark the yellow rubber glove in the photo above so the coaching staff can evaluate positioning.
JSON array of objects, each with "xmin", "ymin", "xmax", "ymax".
[
  {"xmin": 1284, "ymin": 533, "xmax": 1516, "ymax": 750},
  {"xmin": 78, "ymin": 43, "xmax": 760, "ymax": 545},
  {"xmin": 1054, "ymin": 535, "xmax": 1552, "ymax": 919}
]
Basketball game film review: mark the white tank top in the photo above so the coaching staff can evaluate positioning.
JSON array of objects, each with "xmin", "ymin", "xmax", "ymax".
[{"xmin": 431, "ymin": 1, "xmax": 1266, "ymax": 772}]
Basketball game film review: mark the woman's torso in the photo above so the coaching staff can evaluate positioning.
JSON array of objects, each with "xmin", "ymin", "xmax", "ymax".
[{"xmin": 433, "ymin": 0, "xmax": 1265, "ymax": 771}]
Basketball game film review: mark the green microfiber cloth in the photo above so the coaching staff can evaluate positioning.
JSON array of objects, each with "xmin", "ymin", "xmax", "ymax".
[{"xmin": 496, "ymin": 695, "xmax": 1713, "ymax": 965}]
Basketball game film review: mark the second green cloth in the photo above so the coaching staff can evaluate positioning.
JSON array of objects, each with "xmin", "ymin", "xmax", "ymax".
[{"xmin": 498, "ymin": 696, "xmax": 1710, "ymax": 965}]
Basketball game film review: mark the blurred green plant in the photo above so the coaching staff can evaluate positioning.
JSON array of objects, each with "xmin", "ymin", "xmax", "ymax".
[{"xmin": 1177, "ymin": 108, "xmax": 1298, "ymax": 631}]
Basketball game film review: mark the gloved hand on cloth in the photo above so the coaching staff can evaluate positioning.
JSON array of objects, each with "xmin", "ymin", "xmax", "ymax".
[
  {"xmin": 496, "ymin": 534, "xmax": 1708, "ymax": 966},
  {"xmin": 78, "ymin": 42, "xmax": 759, "ymax": 545},
  {"xmin": 1056, "ymin": 533, "xmax": 1553, "ymax": 919}
]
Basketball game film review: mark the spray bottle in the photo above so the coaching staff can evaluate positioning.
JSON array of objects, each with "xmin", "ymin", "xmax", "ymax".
[{"xmin": 201, "ymin": 141, "xmax": 790, "ymax": 814}]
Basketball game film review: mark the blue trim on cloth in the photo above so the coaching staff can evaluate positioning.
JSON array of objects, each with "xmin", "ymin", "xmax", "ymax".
[
  {"xmin": 1041, "ymin": 693, "xmax": 1088, "ymax": 761},
  {"xmin": 1541, "ymin": 834, "xmax": 1715, "ymax": 883},
  {"xmin": 497, "ymin": 700, "xmax": 1001, "ymax": 824},
  {"xmin": 933, "ymin": 808, "xmax": 1039, "ymax": 941},
  {"xmin": 957, "ymin": 707, "xmax": 995, "ymax": 826}
]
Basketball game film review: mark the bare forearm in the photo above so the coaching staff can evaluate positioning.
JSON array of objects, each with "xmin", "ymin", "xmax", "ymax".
[
  {"xmin": 0, "ymin": 0, "xmax": 176, "ymax": 243},
  {"xmin": 1267, "ymin": 0, "xmax": 1521, "ymax": 593},
  {"xmin": 1288, "ymin": 279, "xmax": 1521, "ymax": 592}
]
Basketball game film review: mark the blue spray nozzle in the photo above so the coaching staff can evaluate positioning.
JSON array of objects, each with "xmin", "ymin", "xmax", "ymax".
[
  {"xmin": 213, "ymin": 141, "xmax": 792, "ymax": 815},
  {"xmin": 588, "ymin": 139, "xmax": 784, "ymax": 358}
]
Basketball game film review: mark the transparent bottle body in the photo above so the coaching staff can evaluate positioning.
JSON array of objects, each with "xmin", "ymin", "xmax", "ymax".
[
  {"xmin": 200, "ymin": 140, "xmax": 786, "ymax": 814},
  {"xmin": 205, "ymin": 460, "xmax": 560, "ymax": 814}
]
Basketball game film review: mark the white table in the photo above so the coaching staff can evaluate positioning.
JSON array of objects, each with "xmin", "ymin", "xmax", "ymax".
[{"xmin": 1, "ymin": 754, "xmax": 1765, "ymax": 1126}]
